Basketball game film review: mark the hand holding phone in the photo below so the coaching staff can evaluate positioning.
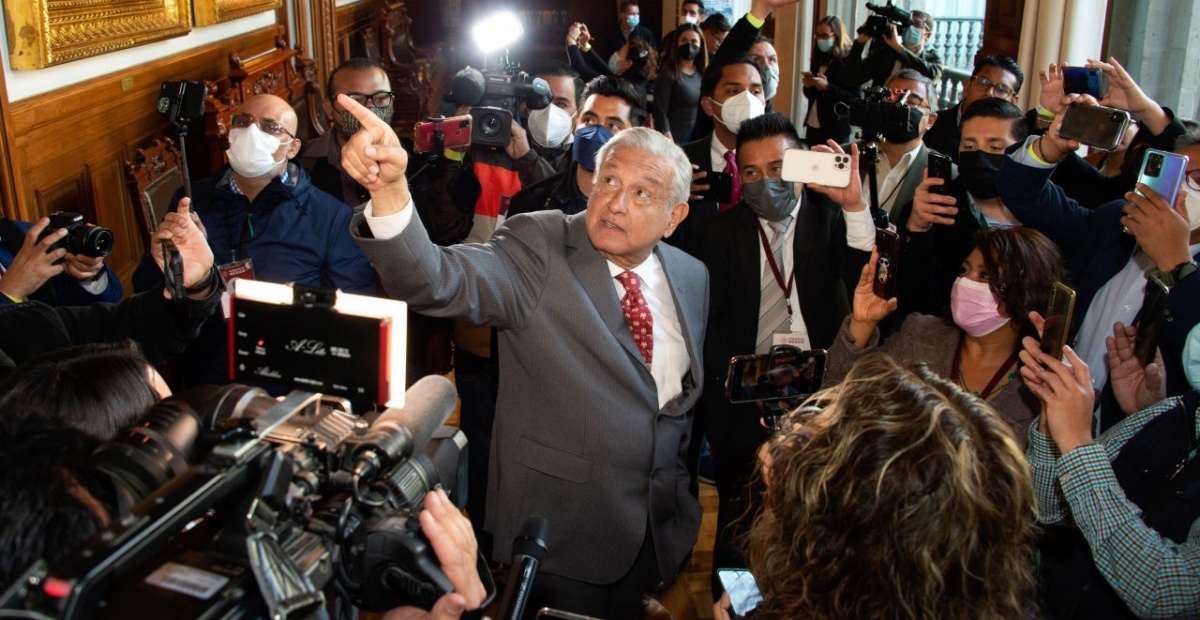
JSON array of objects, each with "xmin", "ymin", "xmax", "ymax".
[
  {"xmin": 703, "ymin": 171, "xmax": 734, "ymax": 202},
  {"xmin": 1062, "ymin": 66, "xmax": 1104, "ymax": 98},
  {"xmin": 1058, "ymin": 103, "xmax": 1131, "ymax": 152},
  {"xmin": 782, "ymin": 149, "xmax": 853, "ymax": 188},
  {"xmin": 926, "ymin": 151, "xmax": 955, "ymax": 196},
  {"xmin": 1039, "ymin": 282, "xmax": 1077, "ymax": 360},
  {"xmin": 717, "ymin": 569, "xmax": 763, "ymax": 618},
  {"xmin": 1133, "ymin": 275, "xmax": 1169, "ymax": 367},
  {"xmin": 873, "ymin": 227, "xmax": 900, "ymax": 300},
  {"xmin": 1136, "ymin": 149, "xmax": 1189, "ymax": 203}
]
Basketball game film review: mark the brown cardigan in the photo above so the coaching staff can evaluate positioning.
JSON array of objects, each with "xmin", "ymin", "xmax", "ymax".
[{"xmin": 823, "ymin": 313, "xmax": 1039, "ymax": 448}]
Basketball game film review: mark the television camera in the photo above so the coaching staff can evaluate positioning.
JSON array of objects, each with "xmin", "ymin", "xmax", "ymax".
[
  {"xmin": 859, "ymin": 1, "xmax": 913, "ymax": 40},
  {"xmin": 442, "ymin": 65, "xmax": 552, "ymax": 151},
  {"xmin": 0, "ymin": 376, "xmax": 488, "ymax": 619}
]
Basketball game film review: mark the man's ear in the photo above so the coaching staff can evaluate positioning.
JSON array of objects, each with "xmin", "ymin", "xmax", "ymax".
[
  {"xmin": 663, "ymin": 202, "xmax": 690, "ymax": 238},
  {"xmin": 287, "ymin": 138, "xmax": 302, "ymax": 159},
  {"xmin": 700, "ymin": 96, "xmax": 715, "ymax": 119},
  {"xmin": 924, "ymin": 110, "xmax": 938, "ymax": 131},
  {"xmin": 323, "ymin": 98, "xmax": 335, "ymax": 121}
]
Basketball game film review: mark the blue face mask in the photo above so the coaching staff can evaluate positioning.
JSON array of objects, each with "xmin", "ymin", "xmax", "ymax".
[
  {"xmin": 625, "ymin": 14, "xmax": 640, "ymax": 28},
  {"xmin": 573, "ymin": 124, "xmax": 614, "ymax": 172},
  {"xmin": 902, "ymin": 25, "xmax": 923, "ymax": 48},
  {"xmin": 816, "ymin": 38, "xmax": 834, "ymax": 53}
]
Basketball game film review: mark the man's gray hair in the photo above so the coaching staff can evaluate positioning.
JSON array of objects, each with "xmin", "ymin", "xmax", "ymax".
[
  {"xmin": 1176, "ymin": 128, "xmax": 1200, "ymax": 153},
  {"xmin": 595, "ymin": 127, "xmax": 693, "ymax": 210}
]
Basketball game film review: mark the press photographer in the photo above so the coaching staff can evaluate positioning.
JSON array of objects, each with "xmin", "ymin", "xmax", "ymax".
[
  {"xmin": 846, "ymin": 3, "xmax": 942, "ymax": 89},
  {"xmin": 0, "ymin": 212, "xmax": 120, "ymax": 307}
]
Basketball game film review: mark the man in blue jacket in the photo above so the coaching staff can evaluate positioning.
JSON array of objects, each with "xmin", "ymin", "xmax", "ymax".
[
  {"xmin": 134, "ymin": 94, "xmax": 377, "ymax": 388},
  {"xmin": 0, "ymin": 217, "xmax": 121, "ymax": 306}
]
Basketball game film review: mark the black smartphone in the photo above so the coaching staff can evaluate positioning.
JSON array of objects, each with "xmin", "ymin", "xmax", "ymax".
[
  {"xmin": 726, "ymin": 347, "xmax": 826, "ymax": 404},
  {"xmin": 926, "ymin": 150, "xmax": 955, "ymax": 196},
  {"xmin": 1062, "ymin": 66, "xmax": 1104, "ymax": 98},
  {"xmin": 1133, "ymin": 275, "xmax": 1169, "ymax": 367},
  {"xmin": 703, "ymin": 171, "xmax": 734, "ymax": 203},
  {"xmin": 1039, "ymin": 282, "xmax": 1077, "ymax": 360},
  {"xmin": 1058, "ymin": 103, "xmax": 1132, "ymax": 152},
  {"xmin": 874, "ymin": 227, "xmax": 900, "ymax": 300}
]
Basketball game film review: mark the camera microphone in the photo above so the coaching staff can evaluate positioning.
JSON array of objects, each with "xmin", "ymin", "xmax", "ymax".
[
  {"xmin": 450, "ymin": 66, "xmax": 487, "ymax": 107},
  {"xmin": 495, "ymin": 515, "xmax": 549, "ymax": 620},
  {"xmin": 351, "ymin": 375, "xmax": 457, "ymax": 483}
]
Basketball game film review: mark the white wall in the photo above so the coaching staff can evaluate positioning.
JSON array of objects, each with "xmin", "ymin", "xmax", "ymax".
[{"xmin": 0, "ymin": 12, "xmax": 277, "ymax": 102}]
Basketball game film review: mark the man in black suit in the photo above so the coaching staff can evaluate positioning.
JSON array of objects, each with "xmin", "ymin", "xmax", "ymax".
[
  {"xmin": 697, "ymin": 112, "xmax": 873, "ymax": 598},
  {"xmin": 846, "ymin": 9, "xmax": 942, "ymax": 88},
  {"xmin": 923, "ymin": 55, "xmax": 1023, "ymax": 163}
]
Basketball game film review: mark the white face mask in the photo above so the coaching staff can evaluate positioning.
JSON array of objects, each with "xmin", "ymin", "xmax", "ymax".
[
  {"xmin": 226, "ymin": 125, "xmax": 287, "ymax": 179},
  {"xmin": 712, "ymin": 90, "xmax": 765, "ymax": 134},
  {"xmin": 679, "ymin": 14, "xmax": 699, "ymax": 26},
  {"xmin": 1185, "ymin": 185, "xmax": 1200, "ymax": 230},
  {"xmin": 527, "ymin": 105, "xmax": 574, "ymax": 149},
  {"xmin": 763, "ymin": 65, "xmax": 780, "ymax": 101}
]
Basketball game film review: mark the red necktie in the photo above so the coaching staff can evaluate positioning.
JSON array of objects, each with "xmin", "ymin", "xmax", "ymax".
[
  {"xmin": 719, "ymin": 149, "xmax": 742, "ymax": 212},
  {"xmin": 616, "ymin": 271, "xmax": 653, "ymax": 367}
]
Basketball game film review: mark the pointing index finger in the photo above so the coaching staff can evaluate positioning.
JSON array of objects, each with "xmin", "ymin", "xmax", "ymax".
[{"xmin": 337, "ymin": 93, "xmax": 389, "ymax": 131}]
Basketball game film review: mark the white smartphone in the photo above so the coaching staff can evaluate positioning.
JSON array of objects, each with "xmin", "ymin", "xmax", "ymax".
[
  {"xmin": 717, "ymin": 568, "xmax": 763, "ymax": 617},
  {"xmin": 782, "ymin": 148, "xmax": 852, "ymax": 188}
]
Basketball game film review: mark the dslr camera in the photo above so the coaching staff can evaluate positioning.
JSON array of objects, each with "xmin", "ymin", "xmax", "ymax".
[
  {"xmin": 837, "ymin": 86, "xmax": 924, "ymax": 143},
  {"xmin": 447, "ymin": 66, "xmax": 552, "ymax": 151},
  {"xmin": 35, "ymin": 212, "xmax": 114, "ymax": 258},
  {"xmin": 1, "ymin": 378, "xmax": 483, "ymax": 619},
  {"xmin": 860, "ymin": 1, "xmax": 913, "ymax": 39}
]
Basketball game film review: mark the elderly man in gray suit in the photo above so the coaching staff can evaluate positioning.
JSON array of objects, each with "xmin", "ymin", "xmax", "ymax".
[{"xmin": 338, "ymin": 94, "xmax": 707, "ymax": 618}]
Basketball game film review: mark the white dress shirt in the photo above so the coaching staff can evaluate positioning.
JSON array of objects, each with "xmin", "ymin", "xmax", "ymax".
[
  {"xmin": 868, "ymin": 141, "xmax": 924, "ymax": 214},
  {"xmin": 710, "ymin": 134, "xmax": 732, "ymax": 173}
]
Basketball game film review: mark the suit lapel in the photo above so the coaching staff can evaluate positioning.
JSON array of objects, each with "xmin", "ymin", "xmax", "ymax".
[
  {"xmin": 565, "ymin": 214, "xmax": 649, "ymax": 374},
  {"xmin": 890, "ymin": 144, "xmax": 929, "ymax": 224}
]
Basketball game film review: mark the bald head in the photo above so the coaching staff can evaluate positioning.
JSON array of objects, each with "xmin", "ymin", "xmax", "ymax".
[{"xmin": 238, "ymin": 94, "xmax": 299, "ymax": 136}]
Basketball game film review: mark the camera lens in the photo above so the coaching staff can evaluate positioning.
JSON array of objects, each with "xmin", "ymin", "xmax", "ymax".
[
  {"xmin": 1111, "ymin": 112, "xmax": 1123, "ymax": 122},
  {"xmin": 479, "ymin": 113, "xmax": 503, "ymax": 138},
  {"xmin": 76, "ymin": 224, "xmax": 115, "ymax": 258}
]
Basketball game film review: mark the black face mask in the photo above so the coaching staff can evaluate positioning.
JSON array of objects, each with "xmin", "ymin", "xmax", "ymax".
[
  {"xmin": 677, "ymin": 43, "xmax": 700, "ymax": 61},
  {"xmin": 957, "ymin": 150, "xmax": 1006, "ymax": 200}
]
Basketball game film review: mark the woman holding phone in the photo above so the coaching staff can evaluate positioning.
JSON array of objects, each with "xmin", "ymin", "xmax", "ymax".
[
  {"xmin": 823, "ymin": 227, "xmax": 1070, "ymax": 446},
  {"xmin": 802, "ymin": 16, "xmax": 856, "ymax": 147}
]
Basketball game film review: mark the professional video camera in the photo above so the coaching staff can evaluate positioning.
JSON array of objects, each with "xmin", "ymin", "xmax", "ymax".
[
  {"xmin": 446, "ymin": 65, "xmax": 552, "ymax": 151},
  {"xmin": 0, "ymin": 376, "xmax": 488, "ymax": 619},
  {"xmin": 837, "ymin": 86, "xmax": 924, "ymax": 144},
  {"xmin": 859, "ymin": 1, "xmax": 913, "ymax": 40}
]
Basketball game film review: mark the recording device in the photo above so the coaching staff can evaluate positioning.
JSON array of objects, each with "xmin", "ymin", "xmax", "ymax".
[
  {"xmin": 1, "ymin": 376, "xmax": 488, "ymax": 619},
  {"xmin": 1039, "ymin": 282, "xmax": 1077, "ymax": 360},
  {"xmin": 1058, "ymin": 103, "xmax": 1132, "ymax": 152},
  {"xmin": 859, "ymin": 1, "xmax": 913, "ymax": 39},
  {"xmin": 156, "ymin": 80, "xmax": 207, "ymax": 126},
  {"xmin": 717, "ymin": 569, "xmax": 763, "ymax": 618},
  {"xmin": 35, "ymin": 212, "xmax": 114, "ymax": 258},
  {"xmin": 160, "ymin": 239, "xmax": 186, "ymax": 301},
  {"xmin": 414, "ymin": 115, "xmax": 473, "ymax": 154},
  {"xmin": 782, "ymin": 149, "xmax": 852, "ymax": 188},
  {"xmin": 1136, "ymin": 149, "xmax": 1189, "ymax": 202},
  {"xmin": 447, "ymin": 66, "xmax": 552, "ymax": 150},
  {"xmin": 1134, "ymin": 275, "xmax": 1169, "ymax": 367},
  {"xmin": 495, "ymin": 515, "xmax": 549, "ymax": 620},
  {"xmin": 837, "ymin": 86, "xmax": 924, "ymax": 144},
  {"xmin": 702, "ymin": 171, "xmax": 734, "ymax": 202},
  {"xmin": 874, "ymin": 226, "xmax": 900, "ymax": 300},
  {"xmin": 727, "ymin": 347, "xmax": 826, "ymax": 405},
  {"xmin": 926, "ymin": 150, "xmax": 955, "ymax": 196},
  {"xmin": 1061, "ymin": 66, "xmax": 1104, "ymax": 98}
]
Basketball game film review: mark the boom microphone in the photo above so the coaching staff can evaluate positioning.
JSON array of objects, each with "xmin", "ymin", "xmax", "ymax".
[
  {"xmin": 496, "ymin": 515, "xmax": 549, "ymax": 620},
  {"xmin": 449, "ymin": 66, "xmax": 487, "ymax": 107},
  {"xmin": 351, "ymin": 375, "xmax": 457, "ymax": 481}
]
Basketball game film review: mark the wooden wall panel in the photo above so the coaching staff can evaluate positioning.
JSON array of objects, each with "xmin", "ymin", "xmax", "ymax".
[
  {"xmin": 6, "ymin": 26, "xmax": 283, "ymax": 287},
  {"xmin": 980, "ymin": 0, "xmax": 1025, "ymax": 62}
]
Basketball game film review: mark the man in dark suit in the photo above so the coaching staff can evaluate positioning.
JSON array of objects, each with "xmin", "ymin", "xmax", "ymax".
[
  {"xmin": 339, "ymin": 95, "xmax": 707, "ymax": 618},
  {"xmin": 923, "ymin": 55, "xmax": 1023, "ymax": 163},
  {"xmin": 598, "ymin": 0, "xmax": 657, "ymax": 63},
  {"xmin": 697, "ymin": 112, "xmax": 873, "ymax": 597},
  {"xmin": 845, "ymin": 9, "xmax": 943, "ymax": 88}
]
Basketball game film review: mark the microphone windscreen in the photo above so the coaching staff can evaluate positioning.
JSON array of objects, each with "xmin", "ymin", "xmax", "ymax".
[
  {"xmin": 524, "ymin": 77, "xmax": 552, "ymax": 111},
  {"xmin": 369, "ymin": 375, "xmax": 457, "ymax": 458},
  {"xmin": 512, "ymin": 514, "xmax": 549, "ymax": 560},
  {"xmin": 451, "ymin": 66, "xmax": 487, "ymax": 107}
]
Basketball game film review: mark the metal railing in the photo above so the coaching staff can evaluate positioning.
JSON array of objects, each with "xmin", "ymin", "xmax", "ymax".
[
  {"xmin": 928, "ymin": 17, "xmax": 985, "ymax": 74},
  {"xmin": 934, "ymin": 66, "xmax": 972, "ymax": 110}
]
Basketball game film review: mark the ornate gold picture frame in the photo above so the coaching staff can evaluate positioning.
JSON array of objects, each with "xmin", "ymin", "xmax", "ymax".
[
  {"xmin": 193, "ymin": 0, "xmax": 282, "ymax": 27},
  {"xmin": 5, "ymin": 0, "xmax": 193, "ymax": 69}
]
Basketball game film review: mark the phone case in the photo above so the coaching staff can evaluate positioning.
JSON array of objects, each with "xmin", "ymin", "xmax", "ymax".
[
  {"xmin": 1058, "ymin": 104, "xmax": 1131, "ymax": 152},
  {"xmin": 1039, "ymin": 282, "xmax": 1077, "ymax": 359},
  {"xmin": 873, "ymin": 227, "xmax": 900, "ymax": 300},
  {"xmin": 1137, "ymin": 149, "xmax": 1190, "ymax": 202},
  {"xmin": 782, "ymin": 149, "xmax": 853, "ymax": 188},
  {"xmin": 414, "ymin": 115, "xmax": 472, "ymax": 153},
  {"xmin": 926, "ymin": 151, "xmax": 955, "ymax": 196},
  {"xmin": 1062, "ymin": 67, "xmax": 1104, "ymax": 97},
  {"xmin": 1134, "ymin": 275, "xmax": 1170, "ymax": 366}
]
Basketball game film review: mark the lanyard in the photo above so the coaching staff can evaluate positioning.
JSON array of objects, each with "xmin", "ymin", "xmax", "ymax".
[
  {"xmin": 756, "ymin": 221, "xmax": 795, "ymax": 315},
  {"xmin": 950, "ymin": 334, "xmax": 1020, "ymax": 401}
]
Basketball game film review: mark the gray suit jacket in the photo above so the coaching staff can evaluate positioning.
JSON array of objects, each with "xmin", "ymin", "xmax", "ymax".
[{"xmin": 351, "ymin": 209, "xmax": 709, "ymax": 584}]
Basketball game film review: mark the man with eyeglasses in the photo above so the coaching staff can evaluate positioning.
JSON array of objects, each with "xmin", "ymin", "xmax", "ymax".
[
  {"xmin": 923, "ymin": 55, "xmax": 1023, "ymax": 163},
  {"xmin": 133, "ymin": 93, "xmax": 377, "ymax": 389}
]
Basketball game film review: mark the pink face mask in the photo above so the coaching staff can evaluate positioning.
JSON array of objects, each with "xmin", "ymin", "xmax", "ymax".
[{"xmin": 950, "ymin": 277, "xmax": 1010, "ymax": 337}]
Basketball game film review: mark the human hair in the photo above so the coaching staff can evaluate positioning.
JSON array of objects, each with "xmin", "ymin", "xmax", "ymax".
[
  {"xmin": 682, "ymin": 0, "xmax": 704, "ymax": 12},
  {"xmin": 912, "ymin": 9, "xmax": 935, "ymax": 34},
  {"xmin": 812, "ymin": 15, "xmax": 851, "ymax": 60},
  {"xmin": 886, "ymin": 68, "xmax": 934, "ymax": 107},
  {"xmin": 625, "ymin": 38, "xmax": 659, "ymax": 83},
  {"xmin": 1175, "ymin": 127, "xmax": 1200, "ymax": 152},
  {"xmin": 972, "ymin": 54, "xmax": 1024, "ymax": 93},
  {"xmin": 961, "ymin": 98, "xmax": 1030, "ymax": 143},
  {"xmin": 581, "ymin": 75, "xmax": 647, "ymax": 127},
  {"xmin": 532, "ymin": 62, "xmax": 585, "ymax": 109},
  {"xmin": 596, "ymin": 127, "xmax": 692, "ymax": 209},
  {"xmin": 662, "ymin": 24, "xmax": 708, "ymax": 82},
  {"xmin": 975, "ymin": 227, "xmax": 1069, "ymax": 339},
  {"xmin": 0, "ymin": 341, "xmax": 160, "ymax": 440},
  {"xmin": 701, "ymin": 12, "xmax": 732, "ymax": 34},
  {"xmin": 736, "ymin": 112, "xmax": 802, "ymax": 153},
  {"xmin": 747, "ymin": 353, "xmax": 1036, "ymax": 620},
  {"xmin": 0, "ymin": 414, "xmax": 102, "ymax": 584},
  {"xmin": 700, "ymin": 53, "xmax": 765, "ymax": 99},
  {"xmin": 326, "ymin": 57, "xmax": 388, "ymax": 100},
  {"xmin": 619, "ymin": 0, "xmax": 638, "ymax": 14}
]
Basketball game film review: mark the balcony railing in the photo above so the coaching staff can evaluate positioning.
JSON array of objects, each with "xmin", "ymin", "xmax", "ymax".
[
  {"xmin": 934, "ymin": 66, "xmax": 972, "ymax": 111},
  {"xmin": 928, "ymin": 17, "xmax": 984, "ymax": 75}
]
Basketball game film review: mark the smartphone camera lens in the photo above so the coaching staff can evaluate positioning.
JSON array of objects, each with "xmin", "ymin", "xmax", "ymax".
[{"xmin": 1110, "ymin": 112, "xmax": 1124, "ymax": 122}]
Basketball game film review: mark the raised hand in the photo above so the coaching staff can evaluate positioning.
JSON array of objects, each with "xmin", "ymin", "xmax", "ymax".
[
  {"xmin": 1018, "ymin": 337, "xmax": 1095, "ymax": 454},
  {"xmin": 689, "ymin": 164, "xmax": 709, "ymax": 202},
  {"xmin": 808, "ymin": 141, "xmax": 864, "ymax": 212},
  {"xmin": 750, "ymin": 0, "xmax": 802, "ymax": 20},
  {"xmin": 848, "ymin": 248, "xmax": 899, "ymax": 349},
  {"xmin": 1088, "ymin": 56, "xmax": 1170, "ymax": 135},
  {"xmin": 907, "ymin": 171, "xmax": 958, "ymax": 232},
  {"xmin": 338, "ymin": 93, "xmax": 410, "ymax": 215},
  {"xmin": 1122, "ymin": 183, "xmax": 1191, "ymax": 271},
  {"xmin": 1106, "ymin": 320, "xmax": 1166, "ymax": 415},
  {"xmin": 1037, "ymin": 94, "xmax": 1095, "ymax": 162},
  {"xmin": 577, "ymin": 24, "xmax": 592, "ymax": 49},
  {"xmin": 151, "ymin": 197, "xmax": 215, "ymax": 296},
  {"xmin": 0, "ymin": 218, "xmax": 68, "ymax": 300},
  {"xmin": 1038, "ymin": 62, "xmax": 1066, "ymax": 113}
]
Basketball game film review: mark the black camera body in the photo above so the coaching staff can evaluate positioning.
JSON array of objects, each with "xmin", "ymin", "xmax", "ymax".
[
  {"xmin": 156, "ymin": 80, "xmax": 208, "ymax": 126},
  {"xmin": 469, "ymin": 106, "xmax": 515, "ymax": 151},
  {"xmin": 448, "ymin": 67, "xmax": 551, "ymax": 151},
  {"xmin": 35, "ymin": 212, "xmax": 114, "ymax": 258},
  {"xmin": 861, "ymin": 1, "xmax": 913, "ymax": 39},
  {"xmin": 2, "ymin": 383, "xmax": 472, "ymax": 619},
  {"xmin": 839, "ymin": 86, "xmax": 924, "ymax": 143}
]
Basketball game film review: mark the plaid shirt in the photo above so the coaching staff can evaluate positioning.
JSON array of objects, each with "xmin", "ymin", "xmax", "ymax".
[{"xmin": 1028, "ymin": 397, "xmax": 1200, "ymax": 618}]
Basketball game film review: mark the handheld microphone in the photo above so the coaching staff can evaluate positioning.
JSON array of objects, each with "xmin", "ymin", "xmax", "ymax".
[
  {"xmin": 351, "ymin": 375, "xmax": 456, "ymax": 482},
  {"xmin": 496, "ymin": 515, "xmax": 549, "ymax": 620}
]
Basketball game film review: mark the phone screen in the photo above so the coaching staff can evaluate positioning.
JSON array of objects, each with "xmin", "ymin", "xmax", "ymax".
[
  {"xmin": 1062, "ymin": 67, "xmax": 1103, "ymax": 97},
  {"xmin": 717, "ymin": 569, "xmax": 763, "ymax": 617},
  {"xmin": 1040, "ymin": 282, "xmax": 1077, "ymax": 360},
  {"xmin": 1134, "ymin": 275, "xmax": 1169, "ymax": 367},
  {"xmin": 726, "ymin": 348, "xmax": 826, "ymax": 404}
]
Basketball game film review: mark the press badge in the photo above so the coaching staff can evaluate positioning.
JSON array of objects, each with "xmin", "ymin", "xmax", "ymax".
[
  {"xmin": 218, "ymin": 258, "xmax": 255, "ymax": 320},
  {"xmin": 773, "ymin": 332, "xmax": 810, "ymax": 350}
]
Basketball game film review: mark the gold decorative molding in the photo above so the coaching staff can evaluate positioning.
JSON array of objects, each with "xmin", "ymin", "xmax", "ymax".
[
  {"xmin": 5, "ymin": 0, "xmax": 192, "ymax": 69},
  {"xmin": 193, "ymin": 0, "xmax": 281, "ymax": 27}
]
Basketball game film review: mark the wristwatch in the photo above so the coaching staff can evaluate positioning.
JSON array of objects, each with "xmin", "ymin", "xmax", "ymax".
[{"xmin": 1148, "ymin": 260, "xmax": 1199, "ymax": 287}]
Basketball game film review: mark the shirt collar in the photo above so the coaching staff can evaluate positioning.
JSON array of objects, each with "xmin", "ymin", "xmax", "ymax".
[
  {"xmin": 607, "ymin": 251, "xmax": 664, "ymax": 288},
  {"xmin": 710, "ymin": 134, "xmax": 731, "ymax": 168},
  {"xmin": 225, "ymin": 165, "xmax": 293, "ymax": 196}
]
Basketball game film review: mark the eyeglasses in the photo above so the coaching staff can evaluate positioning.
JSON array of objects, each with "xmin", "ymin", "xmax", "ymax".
[
  {"xmin": 341, "ymin": 91, "xmax": 395, "ymax": 108},
  {"xmin": 1187, "ymin": 168, "xmax": 1200, "ymax": 193},
  {"xmin": 970, "ymin": 75, "xmax": 1016, "ymax": 98},
  {"xmin": 885, "ymin": 88, "xmax": 931, "ymax": 111},
  {"xmin": 230, "ymin": 113, "xmax": 295, "ymax": 140}
]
